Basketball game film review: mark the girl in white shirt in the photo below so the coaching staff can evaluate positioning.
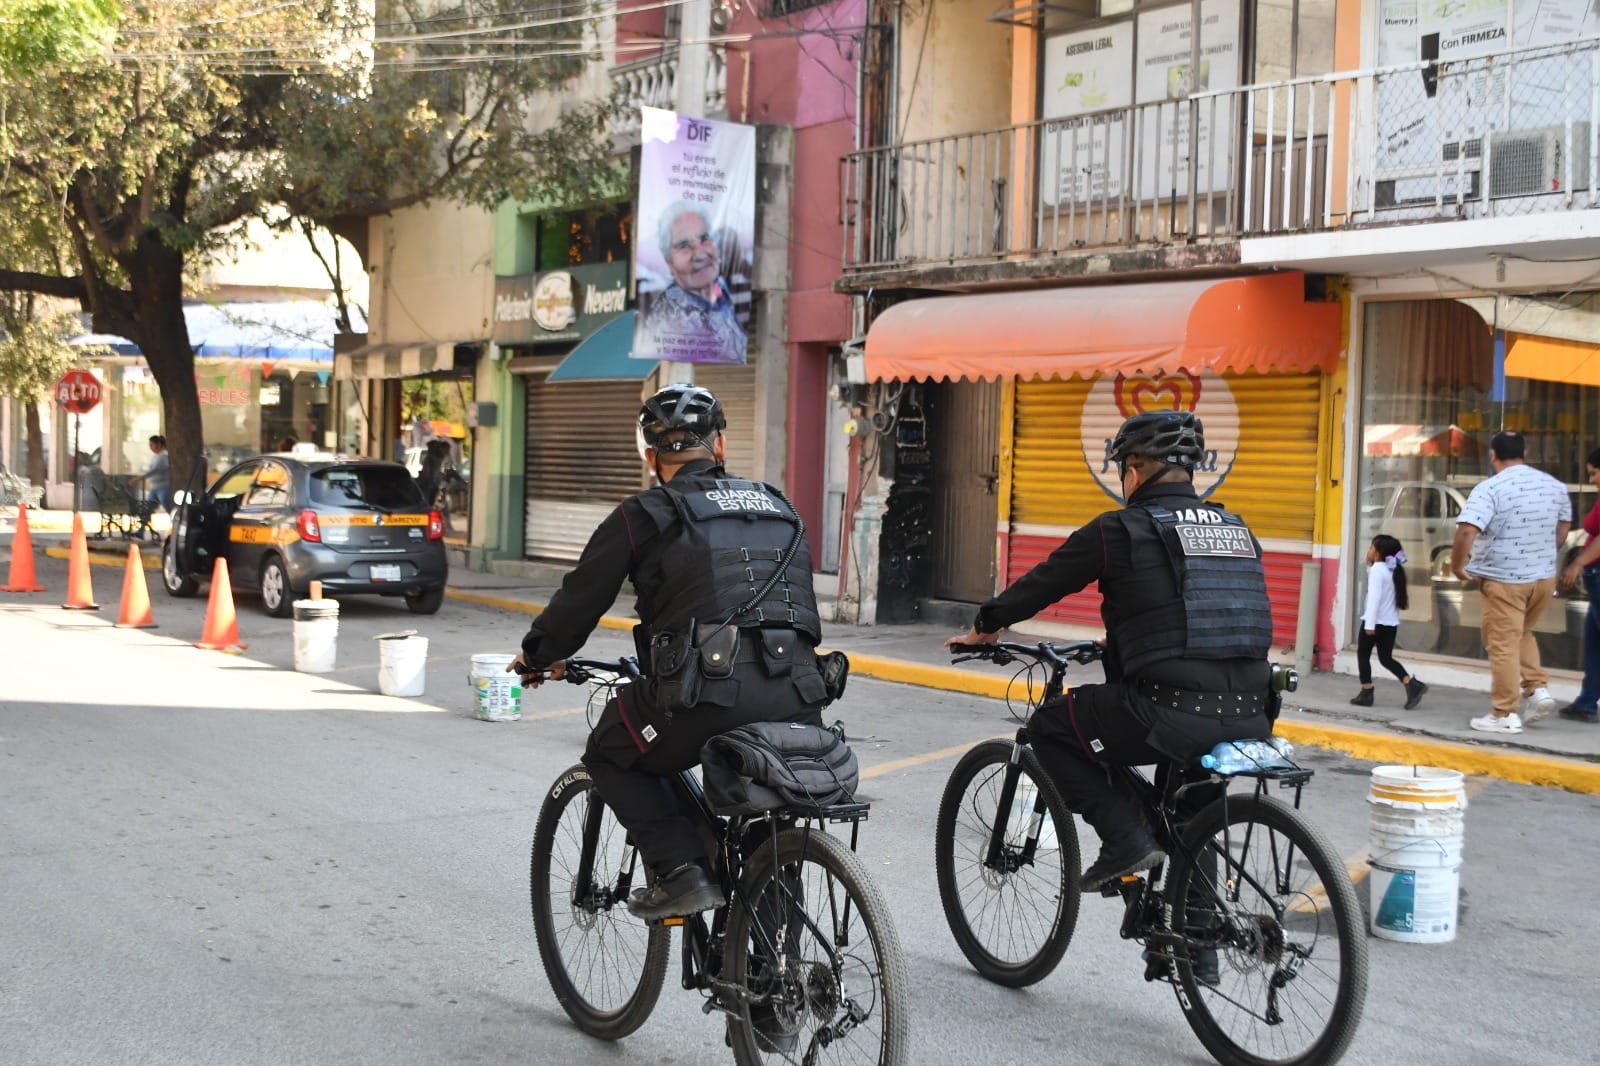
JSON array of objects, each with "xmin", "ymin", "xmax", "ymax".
[{"xmin": 1352, "ymin": 534, "xmax": 1427, "ymax": 709}]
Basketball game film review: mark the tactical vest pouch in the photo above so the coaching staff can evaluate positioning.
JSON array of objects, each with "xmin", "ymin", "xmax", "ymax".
[
  {"xmin": 651, "ymin": 626, "xmax": 703, "ymax": 713},
  {"xmin": 758, "ymin": 627, "xmax": 796, "ymax": 678},
  {"xmin": 819, "ymin": 650, "xmax": 850, "ymax": 706},
  {"xmin": 696, "ymin": 622, "xmax": 740, "ymax": 680}
]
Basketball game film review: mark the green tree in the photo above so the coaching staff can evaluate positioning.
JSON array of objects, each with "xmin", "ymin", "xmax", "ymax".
[
  {"xmin": 0, "ymin": 0, "xmax": 616, "ymax": 483},
  {"xmin": 0, "ymin": 295, "xmax": 106, "ymax": 487},
  {"xmin": 0, "ymin": 0, "xmax": 119, "ymax": 69}
]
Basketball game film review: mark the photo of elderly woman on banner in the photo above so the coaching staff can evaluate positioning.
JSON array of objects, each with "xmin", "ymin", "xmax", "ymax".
[{"xmin": 633, "ymin": 107, "xmax": 755, "ymax": 366}]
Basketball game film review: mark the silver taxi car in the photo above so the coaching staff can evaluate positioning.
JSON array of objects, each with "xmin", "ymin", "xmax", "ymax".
[{"xmin": 162, "ymin": 453, "xmax": 448, "ymax": 616}]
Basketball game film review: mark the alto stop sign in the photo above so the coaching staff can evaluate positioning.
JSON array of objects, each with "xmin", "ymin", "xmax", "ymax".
[{"xmin": 54, "ymin": 369, "xmax": 102, "ymax": 414}]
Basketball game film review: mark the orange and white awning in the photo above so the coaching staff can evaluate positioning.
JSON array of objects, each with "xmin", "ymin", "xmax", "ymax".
[{"xmin": 862, "ymin": 271, "xmax": 1341, "ymax": 382}]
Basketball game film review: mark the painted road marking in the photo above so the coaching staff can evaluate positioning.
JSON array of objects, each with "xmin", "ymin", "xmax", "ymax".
[{"xmin": 861, "ymin": 736, "xmax": 1009, "ymax": 779}]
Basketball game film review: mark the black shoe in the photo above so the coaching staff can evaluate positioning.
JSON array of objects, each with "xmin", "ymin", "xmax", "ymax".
[
  {"xmin": 626, "ymin": 863, "xmax": 725, "ymax": 922},
  {"xmin": 1349, "ymin": 688, "xmax": 1374, "ymax": 707},
  {"xmin": 1081, "ymin": 831, "xmax": 1165, "ymax": 893},
  {"xmin": 1558, "ymin": 704, "xmax": 1600, "ymax": 724},
  {"xmin": 1404, "ymin": 679, "xmax": 1428, "ymax": 710}
]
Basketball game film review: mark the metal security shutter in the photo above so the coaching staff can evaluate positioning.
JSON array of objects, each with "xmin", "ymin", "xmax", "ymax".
[
  {"xmin": 696, "ymin": 362, "xmax": 756, "ymax": 477},
  {"xmin": 524, "ymin": 377, "xmax": 645, "ymax": 561},
  {"xmin": 1006, "ymin": 373, "xmax": 1322, "ymax": 641}
]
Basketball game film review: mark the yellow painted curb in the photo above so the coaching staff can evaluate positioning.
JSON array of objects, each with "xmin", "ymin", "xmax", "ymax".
[
  {"xmin": 442, "ymin": 587, "xmax": 1600, "ymax": 795},
  {"xmin": 444, "ymin": 587, "xmax": 635, "ymax": 632},
  {"xmin": 43, "ymin": 545, "xmax": 161, "ymax": 570},
  {"xmin": 1272, "ymin": 717, "xmax": 1600, "ymax": 794}
]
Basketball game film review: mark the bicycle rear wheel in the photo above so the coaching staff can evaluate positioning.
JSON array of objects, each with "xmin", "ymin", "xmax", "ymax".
[
  {"xmin": 1166, "ymin": 792, "xmax": 1368, "ymax": 1066},
  {"xmin": 934, "ymin": 739, "xmax": 1081, "ymax": 987},
  {"xmin": 529, "ymin": 765, "xmax": 671, "ymax": 1040},
  {"xmin": 725, "ymin": 826, "xmax": 909, "ymax": 1066}
]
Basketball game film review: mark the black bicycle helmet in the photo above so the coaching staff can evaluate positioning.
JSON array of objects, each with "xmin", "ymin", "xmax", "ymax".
[
  {"xmin": 1108, "ymin": 410, "xmax": 1205, "ymax": 470},
  {"xmin": 638, "ymin": 384, "xmax": 727, "ymax": 452}
]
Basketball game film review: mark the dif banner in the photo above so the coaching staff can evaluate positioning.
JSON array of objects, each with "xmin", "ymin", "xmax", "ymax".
[{"xmin": 633, "ymin": 107, "xmax": 755, "ymax": 366}]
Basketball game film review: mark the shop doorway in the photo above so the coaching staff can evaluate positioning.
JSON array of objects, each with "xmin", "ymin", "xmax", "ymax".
[
  {"xmin": 928, "ymin": 379, "xmax": 1001, "ymax": 603},
  {"xmin": 397, "ymin": 376, "xmax": 473, "ymax": 542}
]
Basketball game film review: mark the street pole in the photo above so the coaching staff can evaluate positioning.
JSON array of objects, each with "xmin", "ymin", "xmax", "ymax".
[{"xmin": 72, "ymin": 413, "xmax": 81, "ymax": 513}]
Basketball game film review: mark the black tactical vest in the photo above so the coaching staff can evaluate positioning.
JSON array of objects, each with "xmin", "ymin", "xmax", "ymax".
[
  {"xmin": 632, "ymin": 469, "xmax": 823, "ymax": 645},
  {"xmin": 1109, "ymin": 500, "xmax": 1274, "ymax": 679}
]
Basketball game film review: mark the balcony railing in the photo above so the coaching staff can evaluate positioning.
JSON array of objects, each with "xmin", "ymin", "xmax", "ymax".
[
  {"xmin": 610, "ymin": 46, "xmax": 728, "ymax": 140},
  {"xmin": 842, "ymin": 35, "xmax": 1600, "ymax": 274}
]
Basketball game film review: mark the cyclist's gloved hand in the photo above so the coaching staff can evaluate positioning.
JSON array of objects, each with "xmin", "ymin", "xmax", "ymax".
[
  {"xmin": 508, "ymin": 654, "xmax": 565, "ymax": 688},
  {"xmin": 945, "ymin": 627, "xmax": 1000, "ymax": 651}
]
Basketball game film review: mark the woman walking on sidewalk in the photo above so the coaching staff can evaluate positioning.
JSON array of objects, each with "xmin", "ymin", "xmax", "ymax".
[{"xmin": 1351, "ymin": 533, "xmax": 1427, "ymax": 709}]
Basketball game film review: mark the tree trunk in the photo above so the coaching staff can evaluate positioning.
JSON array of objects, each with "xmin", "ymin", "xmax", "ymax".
[
  {"xmin": 125, "ymin": 239, "xmax": 205, "ymax": 498},
  {"xmin": 25, "ymin": 401, "xmax": 45, "ymax": 489}
]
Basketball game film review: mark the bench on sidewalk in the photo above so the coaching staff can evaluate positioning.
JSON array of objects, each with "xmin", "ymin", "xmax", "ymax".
[
  {"xmin": 0, "ymin": 462, "xmax": 45, "ymax": 514},
  {"xmin": 87, "ymin": 472, "xmax": 154, "ymax": 541}
]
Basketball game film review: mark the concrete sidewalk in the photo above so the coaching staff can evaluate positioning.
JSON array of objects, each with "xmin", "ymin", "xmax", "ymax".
[{"xmin": 446, "ymin": 570, "xmax": 1600, "ymax": 793}]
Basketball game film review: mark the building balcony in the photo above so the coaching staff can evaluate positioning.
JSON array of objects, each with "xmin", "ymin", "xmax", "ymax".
[
  {"xmin": 839, "ymin": 35, "xmax": 1600, "ymax": 291},
  {"xmin": 609, "ymin": 46, "xmax": 728, "ymax": 141}
]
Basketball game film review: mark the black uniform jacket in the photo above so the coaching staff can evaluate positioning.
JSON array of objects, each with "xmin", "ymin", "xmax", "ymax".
[{"xmin": 974, "ymin": 479, "xmax": 1268, "ymax": 696}]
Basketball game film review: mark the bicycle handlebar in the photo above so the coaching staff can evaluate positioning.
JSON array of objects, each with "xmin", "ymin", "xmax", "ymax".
[
  {"xmin": 948, "ymin": 640, "xmax": 1104, "ymax": 668},
  {"xmin": 557, "ymin": 656, "xmax": 643, "ymax": 684}
]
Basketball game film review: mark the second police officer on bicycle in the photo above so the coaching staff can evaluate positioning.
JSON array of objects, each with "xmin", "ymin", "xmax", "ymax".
[
  {"xmin": 950, "ymin": 410, "xmax": 1276, "ymax": 892},
  {"xmin": 510, "ymin": 384, "xmax": 833, "ymax": 922}
]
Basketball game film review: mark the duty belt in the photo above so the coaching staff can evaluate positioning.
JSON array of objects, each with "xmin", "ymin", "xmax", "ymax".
[{"xmin": 1136, "ymin": 680, "xmax": 1268, "ymax": 717}]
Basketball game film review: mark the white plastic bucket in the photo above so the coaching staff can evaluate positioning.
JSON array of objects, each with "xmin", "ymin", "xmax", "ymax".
[
  {"xmin": 377, "ymin": 632, "xmax": 429, "ymax": 697},
  {"xmin": 291, "ymin": 600, "xmax": 339, "ymax": 674},
  {"xmin": 1367, "ymin": 765, "xmax": 1467, "ymax": 943},
  {"xmin": 469, "ymin": 653, "xmax": 523, "ymax": 722}
]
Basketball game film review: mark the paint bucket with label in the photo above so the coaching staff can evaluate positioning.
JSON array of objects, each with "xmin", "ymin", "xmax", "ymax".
[
  {"xmin": 1366, "ymin": 765, "xmax": 1466, "ymax": 944},
  {"xmin": 291, "ymin": 599, "xmax": 339, "ymax": 674},
  {"xmin": 377, "ymin": 631, "xmax": 428, "ymax": 697},
  {"xmin": 470, "ymin": 653, "xmax": 522, "ymax": 722}
]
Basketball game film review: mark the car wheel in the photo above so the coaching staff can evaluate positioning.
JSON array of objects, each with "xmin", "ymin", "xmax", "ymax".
[
  {"xmin": 260, "ymin": 556, "xmax": 294, "ymax": 618},
  {"xmin": 405, "ymin": 586, "xmax": 445, "ymax": 615},
  {"xmin": 162, "ymin": 536, "xmax": 199, "ymax": 598}
]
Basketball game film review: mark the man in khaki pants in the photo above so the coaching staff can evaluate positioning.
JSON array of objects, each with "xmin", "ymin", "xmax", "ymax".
[{"xmin": 1452, "ymin": 431, "xmax": 1572, "ymax": 734}]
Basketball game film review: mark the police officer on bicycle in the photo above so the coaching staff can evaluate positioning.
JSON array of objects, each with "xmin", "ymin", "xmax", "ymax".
[
  {"xmin": 950, "ymin": 411, "xmax": 1275, "ymax": 892},
  {"xmin": 510, "ymin": 384, "xmax": 830, "ymax": 921}
]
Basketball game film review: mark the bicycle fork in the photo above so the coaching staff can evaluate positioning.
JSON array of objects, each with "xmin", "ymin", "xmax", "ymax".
[{"xmin": 985, "ymin": 732, "xmax": 1047, "ymax": 874}]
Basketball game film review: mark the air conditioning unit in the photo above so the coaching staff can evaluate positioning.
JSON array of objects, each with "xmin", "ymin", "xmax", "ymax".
[{"xmin": 1486, "ymin": 124, "xmax": 1592, "ymax": 198}]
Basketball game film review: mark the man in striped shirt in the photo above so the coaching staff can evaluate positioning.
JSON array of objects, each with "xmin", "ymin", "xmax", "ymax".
[{"xmin": 1451, "ymin": 431, "xmax": 1572, "ymax": 734}]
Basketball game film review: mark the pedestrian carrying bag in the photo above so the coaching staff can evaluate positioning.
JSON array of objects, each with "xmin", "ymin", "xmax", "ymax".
[{"xmin": 700, "ymin": 721, "xmax": 860, "ymax": 815}]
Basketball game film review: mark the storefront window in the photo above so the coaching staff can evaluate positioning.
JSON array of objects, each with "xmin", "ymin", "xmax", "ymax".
[
  {"xmin": 399, "ymin": 376, "xmax": 473, "ymax": 537},
  {"xmin": 1356, "ymin": 296, "xmax": 1599, "ymax": 671},
  {"xmin": 117, "ymin": 366, "xmax": 163, "ymax": 474}
]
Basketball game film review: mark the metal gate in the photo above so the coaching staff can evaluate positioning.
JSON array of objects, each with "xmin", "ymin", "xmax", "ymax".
[
  {"xmin": 929, "ymin": 379, "xmax": 1002, "ymax": 602},
  {"xmin": 524, "ymin": 377, "xmax": 644, "ymax": 561}
]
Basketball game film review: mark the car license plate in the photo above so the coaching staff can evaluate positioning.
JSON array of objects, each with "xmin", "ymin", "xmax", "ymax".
[{"xmin": 371, "ymin": 564, "xmax": 402, "ymax": 582}]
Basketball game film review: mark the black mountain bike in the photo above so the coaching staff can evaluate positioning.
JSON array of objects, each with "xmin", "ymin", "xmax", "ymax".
[
  {"xmin": 935, "ymin": 641, "xmax": 1367, "ymax": 1066},
  {"xmin": 529, "ymin": 656, "xmax": 910, "ymax": 1065}
]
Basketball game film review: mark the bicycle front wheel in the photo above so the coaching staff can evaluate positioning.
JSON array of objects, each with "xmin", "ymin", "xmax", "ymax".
[
  {"xmin": 1167, "ymin": 792, "xmax": 1368, "ymax": 1066},
  {"xmin": 725, "ymin": 827, "xmax": 909, "ymax": 1066},
  {"xmin": 529, "ymin": 765, "xmax": 671, "ymax": 1040},
  {"xmin": 934, "ymin": 739, "xmax": 1082, "ymax": 987}
]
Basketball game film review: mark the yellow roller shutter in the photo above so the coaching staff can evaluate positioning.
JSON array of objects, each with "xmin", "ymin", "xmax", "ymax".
[{"xmin": 1006, "ymin": 371, "xmax": 1323, "ymax": 637}]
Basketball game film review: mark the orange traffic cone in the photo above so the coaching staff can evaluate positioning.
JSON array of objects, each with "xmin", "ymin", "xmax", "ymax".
[
  {"xmin": 62, "ymin": 512, "xmax": 99, "ymax": 610},
  {"xmin": 114, "ymin": 544, "xmax": 156, "ymax": 628},
  {"xmin": 1, "ymin": 501, "xmax": 45, "ymax": 592},
  {"xmin": 195, "ymin": 556, "xmax": 247, "ymax": 652}
]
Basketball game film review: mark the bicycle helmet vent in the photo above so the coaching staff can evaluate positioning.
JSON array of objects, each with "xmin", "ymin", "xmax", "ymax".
[
  {"xmin": 638, "ymin": 384, "xmax": 727, "ymax": 452},
  {"xmin": 1108, "ymin": 410, "xmax": 1205, "ymax": 470}
]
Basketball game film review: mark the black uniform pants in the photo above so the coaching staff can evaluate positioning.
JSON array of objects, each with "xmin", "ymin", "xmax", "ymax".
[
  {"xmin": 582, "ymin": 661, "xmax": 825, "ymax": 873},
  {"xmin": 1029, "ymin": 682, "xmax": 1270, "ymax": 851}
]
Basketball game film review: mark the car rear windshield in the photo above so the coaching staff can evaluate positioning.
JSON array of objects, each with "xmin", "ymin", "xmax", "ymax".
[{"xmin": 310, "ymin": 466, "xmax": 426, "ymax": 511}]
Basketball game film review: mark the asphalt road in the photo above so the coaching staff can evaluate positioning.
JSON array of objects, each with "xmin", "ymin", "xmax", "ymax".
[{"xmin": 2, "ymin": 557, "xmax": 1597, "ymax": 1065}]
